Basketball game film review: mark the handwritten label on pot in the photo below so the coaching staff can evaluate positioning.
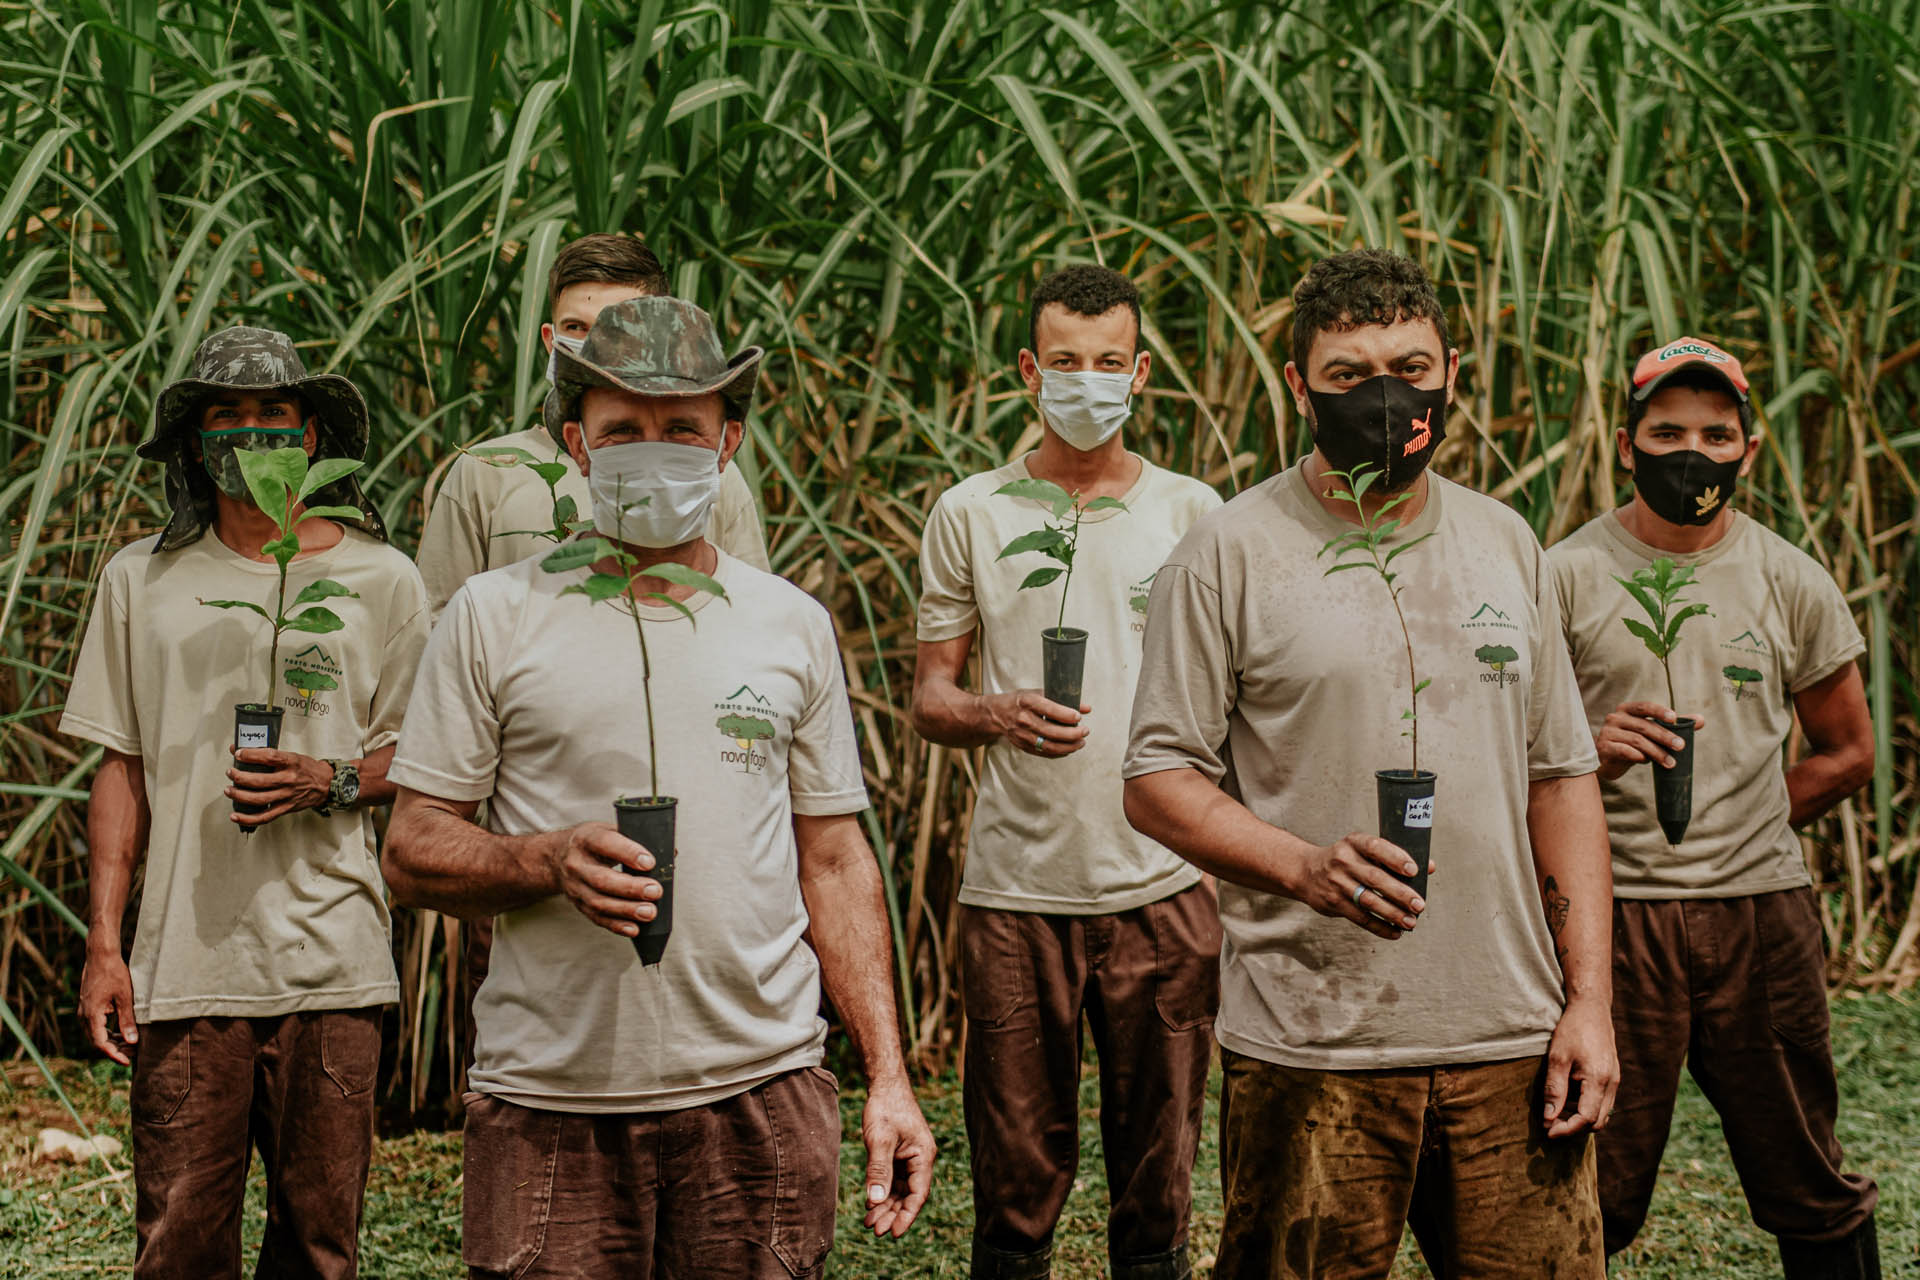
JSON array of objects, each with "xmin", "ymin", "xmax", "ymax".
[
  {"xmin": 1403, "ymin": 796, "xmax": 1434, "ymax": 828},
  {"xmin": 237, "ymin": 724, "xmax": 271, "ymax": 750}
]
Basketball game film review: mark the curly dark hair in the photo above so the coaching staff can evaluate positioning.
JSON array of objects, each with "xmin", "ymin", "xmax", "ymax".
[
  {"xmin": 548, "ymin": 233, "xmax": 669, "ymax": 310},
  {"xmin": 1028, "ymin": 264, "xmax": 1141, "ymax": 353},
  {"xmin": 1625, "ymin": 366, "xmax": 1752, "ymax": 438},
  {"xmin": 1290, "ymin": 249, "xmax": 1451, "ymax": 370}
]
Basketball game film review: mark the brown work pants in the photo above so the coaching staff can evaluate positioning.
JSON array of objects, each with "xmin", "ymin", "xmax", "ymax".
[
  {"xmin": 130, "ymin": 1008, "xmax": 382, "ymax": 1280},
  {"xmin": 1601, "ymin": 888, "xmax": 1877, "ymax": 1253},
  {"xmin": 1213, "ymin": 1051, "xmax": 1603, "ymax": 1279},
  {"xmin": 460, "ymin": 1066, "xmax": 841, "ymax": 1279},
  {"xmin": 961, "ymin": 883, "xmax": 1221, "ymax": 1280}
]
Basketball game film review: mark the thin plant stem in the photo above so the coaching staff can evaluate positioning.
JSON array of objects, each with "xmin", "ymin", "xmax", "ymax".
[
  {"xmin": 1662, "ymin": 654, "xmax": 1676, "ymax": 712},
  {"xmin": 627, "ymin": 595, "xmax": 658, "ymax": 802},
  {"xmin": 266, "ymin": 485, "xmax": 292, "ymax": 707}
]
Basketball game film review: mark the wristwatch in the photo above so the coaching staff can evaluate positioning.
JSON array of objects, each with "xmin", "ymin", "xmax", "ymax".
[{"xmin": 317, "ymin": 758, "xmax": 361, "ymax": 816}]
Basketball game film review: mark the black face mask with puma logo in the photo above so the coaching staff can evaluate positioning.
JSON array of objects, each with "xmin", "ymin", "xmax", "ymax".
[
  {"xmin": 1307, "ymin": 374, "xmax": 1449, "ymax": 491},
  {"xmin": 1629, "ymin": 445, "xmax": 1742, "ymax": 526}
]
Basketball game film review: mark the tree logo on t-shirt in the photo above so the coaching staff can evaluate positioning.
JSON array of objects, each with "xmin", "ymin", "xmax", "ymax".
[
  {"xmin": 1473, "ymin": 642, "xmax": 1521, "ymax": 688},
  {"xmin": 1128, "ymin": 573, "xmax": 1155, "ymax": 631},
  {"xmin": 714, "ymin": 685, "xmax": 777, "ymax": 773},
  {"xmin": 282, "ymin": 644, "xmax": 342, "ymax": 718},
  {"xmin": 1722, "ymin": 664, "xmax": 1765, "ymax": 701}
]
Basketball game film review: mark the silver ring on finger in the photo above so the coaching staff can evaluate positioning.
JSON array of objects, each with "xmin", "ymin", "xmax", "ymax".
[
  {"xmin": 1352, "ymin": 883, "xmax": 1370, "ymax": 906},
  {"xmin": 1034, "ymin": 735, "xmax": 1045, "ymax": 750}
]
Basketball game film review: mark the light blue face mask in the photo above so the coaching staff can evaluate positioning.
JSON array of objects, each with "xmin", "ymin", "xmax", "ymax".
[{"xmin": 199, "ymin": 427, "xmax": 304, "ymax": 500}]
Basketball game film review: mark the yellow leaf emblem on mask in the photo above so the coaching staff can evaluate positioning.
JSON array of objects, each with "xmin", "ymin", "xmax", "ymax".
[{"xmin": 1695, "ymin": 485, "xmax": 1721, "ymax": 515}]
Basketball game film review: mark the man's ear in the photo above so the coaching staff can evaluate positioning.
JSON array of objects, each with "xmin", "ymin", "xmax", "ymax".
[
  {"xmin": 1616, "ymin": 426, "xmax": 1635, "ymax": 472},
  {"xmin": 563, "ymin": 420, "xmax": 590, "ymax": 473},
  {"xmin": 1283, "ymin": 360, "xmax": 1310, "ymax": 417},
  {"xmin": 303, "ymin": 418, "xmax": 319, "ymax": 458},
  {"xmin": 719, "ymin": 419, "xmax": 743, "ymax": 471},
  {"xmin": 1018, "ymin": 348, "xmax": 1041, "ymax": 396},
  {"xmin": 1129, "ymin": 350, "xmax": 1151, "ymax": 396},
  {"xmin": 1738, "ymin": 430, "xmax": 1761, "ymax": 478},
  {"xmin": 1443, "ymin": 347, "xmax": 1460, "ymax": 406},
  {"xmin": 541, "ymin": 321, "xmax": 556, "ymax": 354}
]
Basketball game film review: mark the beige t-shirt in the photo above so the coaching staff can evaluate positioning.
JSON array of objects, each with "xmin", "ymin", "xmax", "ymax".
[
  {"xmin": 61, "ymin": 528, "xmax": 427, "ymax": 1022},
  {"xmin": 1124, "ymin": 464, "xmax": 1598, "ymax": 1070},
  {"xmin": 918, "ymin": 453, "xmax": 1221, "ymax": 913},
  {"xmin": 416, "ymin": 426, "xmax": 770, "ymax": 616},
  {"xmin": 387, "ymin": 548, "xmax": 869, "ymax": 1113},
  {"xmin": 1549, "ymin": 510, "xmax": 1864, "ymax": 898}
]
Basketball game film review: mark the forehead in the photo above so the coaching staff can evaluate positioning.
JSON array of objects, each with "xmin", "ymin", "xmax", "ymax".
[
  {"xmin": 1637, "ymin": 384, "xmax": 1742, "ymax": 430},
  {"xmin": 1033, "ymin": 302, "xmax": 1137, "ymax": 353},
  {"xmin": 554, "ymin": 282, "xmax": 653, "ymax": 324},
  {"xmin": 1306, "ymin": 316, "xmax": 1445, "ymax": 368},
  {"xmin": 201, "ymin": 390, "xmax": 299, "ymax": 410},
  {"xmin": 580, "ymin": 387, "xmax": 723, "ymax": 428}
]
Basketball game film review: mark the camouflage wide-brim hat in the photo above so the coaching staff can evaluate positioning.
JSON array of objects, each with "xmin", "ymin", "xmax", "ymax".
[
  {"xmin": 140, "ymin": 325, "xmax": 386, "ymax": 549},
  {"xmin": 553, "ymin": 297, "xmax": 763, "ymax": 427}
]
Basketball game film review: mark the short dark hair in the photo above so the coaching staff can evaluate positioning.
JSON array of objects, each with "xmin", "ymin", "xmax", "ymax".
[
  {"xmin": 1626, "ymin": 368, "xmax": 1752, "ymax": 438},
  {"xmin": 1028, "ymin": 265, "xmax": 1141, "ymax": 354},
  {"xmin": 548, "ymin": 234, "xmax": 669, "ymax": 310},
  {"xmin": 1290, "ymin": 249, "xmax": 1451, "ymax": 371}
]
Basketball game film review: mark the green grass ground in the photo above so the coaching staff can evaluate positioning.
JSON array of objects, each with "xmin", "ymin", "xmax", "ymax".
[{"xmin": 3, "ymin": 993, "xmax": 1913, "ymax": 1277}]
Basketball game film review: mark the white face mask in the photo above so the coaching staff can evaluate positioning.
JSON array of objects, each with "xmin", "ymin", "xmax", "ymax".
[
  {"xmin": 1038, "ymin": 357, "xmax": 1141, "ymax": 451},
  {"xmin": 585, "ymin": 440, "xmax": 723, "ymax": 548},
  {"xmin": 546, "ymin": 332, "xmax": 585, "ymax": 385}
]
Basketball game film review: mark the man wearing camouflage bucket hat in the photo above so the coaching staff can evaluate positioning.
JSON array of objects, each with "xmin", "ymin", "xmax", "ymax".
[
  {"xmin": 385, "ymin": 296, "xmax": 935, "ymax": 1275},
  {"xmin": 61, "ymin": 326, "xmax": 430, "ymax": 1278}
]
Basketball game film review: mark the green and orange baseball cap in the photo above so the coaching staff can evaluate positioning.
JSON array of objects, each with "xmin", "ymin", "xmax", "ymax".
[{"xmin": 1629, "ymin": 336, "xmax": 1750, "ymax": 405}]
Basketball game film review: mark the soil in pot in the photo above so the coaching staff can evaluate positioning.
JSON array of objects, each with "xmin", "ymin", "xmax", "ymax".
[
  {"xmin": 1374, "ymin": 769, "xmax": 1436, "ymax": 901},
  {"xmin": 614, "ymin": 795, "xmax": 677, "ymax": 966},
  {"xmin": 232, "ymin": 704, "xmax": 284, "ymax": 836},
  {"xmin": 1653, "ymin": 715, "xmax": 1697, "ymax": 845}
]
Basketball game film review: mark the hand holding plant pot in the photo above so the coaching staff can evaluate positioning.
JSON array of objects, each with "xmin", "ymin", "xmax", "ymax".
[
  {"xmin": 1317, "ymin": 465, "xmax": 1436, "ymax": 901},
  {"xmin": 993, "ymin": 477, "xmax": 1127, "ymax": 733},
  {"xmin": 540, "ymin": 525, "xmax": 728, "ymax": 966},
  {"xmin": 1613, "ymin": 557, "xmax": 1712, "ymax": 843},
  {"xmin": 198, "ymin": 447, "xmax": 365, "ymax": 833}
]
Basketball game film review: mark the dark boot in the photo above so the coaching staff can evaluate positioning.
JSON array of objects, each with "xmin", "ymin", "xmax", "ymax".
[
  {"xmin": 1112, "ymin": 1245, "xmax": 1194, "ymax": 1280},
  {"xmin": 970, "ymin": 1236, "xmax": 1053, "ymax": 1280},
  {"xmin": 1779, "ymin": 1215, "xmax": 1880, "ymax": 1280}
]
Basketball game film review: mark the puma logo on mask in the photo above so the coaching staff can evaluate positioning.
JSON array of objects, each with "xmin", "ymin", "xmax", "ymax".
[{"xmin": 1403, "ymin": 407, "xmax": 1433, "ymax": 457}]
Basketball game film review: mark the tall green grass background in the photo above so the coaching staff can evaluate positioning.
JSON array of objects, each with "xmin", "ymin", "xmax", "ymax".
[{"xmin": 0, "ymin": 0, "xmax": 1914, "ymax": 1119}]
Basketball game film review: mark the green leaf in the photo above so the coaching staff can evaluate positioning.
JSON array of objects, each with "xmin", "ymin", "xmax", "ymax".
[
  {"xmin": 1320, "ymin": 561, "xmax": 1379, "ymax": 575},
  {"xmin": 561, "ymin": 572, "xmax": 631, "ymax": 602},
  {"xmin": 1383, "ymin": 531, "xmax": 1437, "ymax": 563},
  {"xmin": 1662, "ymin": 601, "xmax": 1713, "ymax": 647},
  {"xmin": 296, "ymin": 504, "xmax": 364, "ymax": 523},
  {"xmin": 1081, "ymin": 496, "xmax": 1128, "ymax": 513},
  {"xmin": 282, "ymin": 606, "xmax": 346, "ymax": 634},
  {"xmin": 1413, "ymin": 677, "xmax": 1432, "ymax": 694},
  {"xmin": 292, "ymin": 579, "xmax": 357, "ymax": 606},
  {"xmin": 996, "ymin": 527, "xmax": 1070, "ymax": 560},
  {"xmin": 1621, "ymin": 617, "xmax": 1666, "ymax": 659},
  {"xmin": 994, "ymin": 477, "xmax": 1074, "ymax": 511},
  {"xmin": 553, "ymin": 496, "xmax": 579, "ymax": 527},
  {"xmin": 1017, "ymin": 566, "xmax": 1064, "ymax": 590},
  {"xmin": 237, "ymin": 447, "xmax": 307, "ymax": 527},
  {"xmin": 529, "ymin": 461, "xmax": 569, "ymax": 485},
  {"xmin": 541, "ymin": 538, "xmax": 620, "ymax": 572},
  {"xmin": 1615, "ymin": 576, "xmax": 1664, "ymax": 627},
  {"xmin": 265, "ymin": 534, "xmax": 300, "ymax": 570},
  {"xmin": 641, "ymin": 562, "xmax": 730, "ymax": 601},
  {"xmin": 283, "ymin": 667, "xmax": 339, "ymax": 693},
  {"xmin": 636, "ymin": 592, "xmax": 698, "ymax": 624},
  {"xmin": 199, "ymin": 597, "xmax": 271, "ymax": 622},
  {"xmin": 296, "ymin": 456, "xmax": 362, "ymax": 500}
]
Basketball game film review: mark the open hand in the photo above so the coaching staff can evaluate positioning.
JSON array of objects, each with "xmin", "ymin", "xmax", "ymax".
[
  {"xmin": 860, "ymin": 1074, "xmax": 936, "ymax": 1238},
  {"xmin": 548, "ymin": 822, "xmax": 662, "ymax": 938},
  {"xmin": 1286, "ymin": 834, "xmax": 1429, "ymax": 940},
  {"xmin": 226, "ymin": 746, "xmax": 333, "ymax": 826}
]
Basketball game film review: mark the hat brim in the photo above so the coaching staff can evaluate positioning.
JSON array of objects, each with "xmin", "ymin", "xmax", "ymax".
[
  {"xmin": 140, "ymin": 372, "xmax": 371, "ymax": 463},
  {"xmin": 1630, "ymin": 361, "xmax": 1749, "ymax": 405},
  {"xmin": 552, "ymin": 345, "xmax": 764, "ymax": 425}
]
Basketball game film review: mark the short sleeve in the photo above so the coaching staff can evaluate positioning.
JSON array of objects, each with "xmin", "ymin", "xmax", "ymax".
[
  {"xmin": 1784, "ymin": 558, "xmax": 1866, "ymax": 693},
  {"xmin": 364, "ymin": 563, "xmax": 432, "ymax": 755},
  {"xmin": 59, "ymin": 561, "xmax": 142, "ymax": 755},
  {"xmin": 416, "ymin": 458, "xmax": 490, "ymax": 622},
  {"xmin": 1525, "ymin": 542, "xmax": 1601, "ymax": 780},
  {"xmin": 712, "ymin": 463, "xmax": 771, "ymax": 572},
  {"xmin": 387, "ymin": 584, "xmax": 502, "ymax": 803},
  {"xmin": 787, "ymin": 609, "xmax": 870, "ymax": 816},
  {"xmin": 916, "ymin": 492, "xmax": 978, "ymax": 643},
  {"xmin": 1123, "ymin": 561, "xmax": 1235, "ymax": 784}
]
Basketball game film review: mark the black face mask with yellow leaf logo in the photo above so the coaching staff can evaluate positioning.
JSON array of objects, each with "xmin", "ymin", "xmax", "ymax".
[{"xmin": 1629, "ymin": 445, "xmax": 1742, "ymax": 526}]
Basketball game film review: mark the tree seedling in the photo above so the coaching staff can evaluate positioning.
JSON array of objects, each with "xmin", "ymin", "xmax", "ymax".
[
  {"xmin": 461, "ymin": 443, "xmax": 587, "ymax": 544},
  {"xmin": 198, "ymin": 447, "xmax": 365, "ymax": 704},
  {"xmin": 1613, "ymin": 558, "xmax": 1711, "ymax": 708},
  {"xmin": 993, "ymin": 477, "xmax": 1127, "ymax": 635},
  {"xmin": 1317, "ymin": 465, "xmax": 1433, "ymax": 773}
]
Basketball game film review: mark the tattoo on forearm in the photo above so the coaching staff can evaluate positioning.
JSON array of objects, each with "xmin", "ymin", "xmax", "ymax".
[{"xmin": 1543, "ymin": 875, "xmax": 1571, "ymax": 961}]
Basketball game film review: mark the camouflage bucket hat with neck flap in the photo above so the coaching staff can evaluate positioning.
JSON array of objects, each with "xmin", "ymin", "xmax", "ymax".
[{"xmin": 141, "ymin": 325, "xmax": 387, "ymax": 551}]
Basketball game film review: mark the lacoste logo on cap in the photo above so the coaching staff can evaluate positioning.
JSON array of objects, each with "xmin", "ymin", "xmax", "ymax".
[{"xmin": 1658, "ymin": 341, "xmax": 1728, "ymax": 364}]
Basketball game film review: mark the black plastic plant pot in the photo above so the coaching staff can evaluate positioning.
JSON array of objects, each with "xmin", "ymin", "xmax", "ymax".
[
  {"xmin": 1374, "ymin": 769, "xmax": 1436, "ymax": 900},
  {"xmin": 614, "ymin": 796, "xmax": 677, "ymax": 966},
  {"xmin": 1653, "ymin": 716, "xmax": 1697, "ymax": 845},
  {"xmin": 232, "ymin": 704, "xmax": 284, "ymax": 836},
  {"xmin": 1041, "ymin": 627, "xmax": 1088, "ymax": 717}
]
